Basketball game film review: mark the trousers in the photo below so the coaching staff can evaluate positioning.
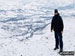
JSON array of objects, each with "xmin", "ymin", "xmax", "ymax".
[{"xmin": 54, "ymin": 31, "xmax": 63, "ymax": 50}]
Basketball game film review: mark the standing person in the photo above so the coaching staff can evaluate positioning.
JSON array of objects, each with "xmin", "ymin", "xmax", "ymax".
[{"xmin": 51, "ymin": 9, "xmax": 64, "ymax": 53}]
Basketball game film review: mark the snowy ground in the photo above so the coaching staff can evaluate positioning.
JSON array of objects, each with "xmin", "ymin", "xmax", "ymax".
[
  {"xmin": 0, "ymin": 0, "xmax": 75, "ymax": 56},
  {"xmin": 0, "ymin": 16, "xmax": 75, "ymax": 56}
]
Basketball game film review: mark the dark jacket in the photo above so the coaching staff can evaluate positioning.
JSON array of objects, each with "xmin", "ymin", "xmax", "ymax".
[{"xmin": 51, "ymin": 14, "xmax": 64, "ymax": 32}]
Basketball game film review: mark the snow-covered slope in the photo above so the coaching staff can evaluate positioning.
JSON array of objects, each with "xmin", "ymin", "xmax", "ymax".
[
  {"xmin": 0, "ymin": 17, "xmax": 75, "ymax": 56},
  {"xmin": 0, "ymin": 0, "xmax": 75, "ymax": 56},
  {"xmin": 0, "ymin": 0, "xmax": 74, "ymax": 44}
]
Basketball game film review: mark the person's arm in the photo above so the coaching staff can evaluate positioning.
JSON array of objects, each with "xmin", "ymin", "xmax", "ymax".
[
  {"xmin": 60, "ymin": 16, "xmax": 64, "ymax": 33},
  {"xmin": 51, "ymin": 17, "xmax": 54, "ymax": 32}
]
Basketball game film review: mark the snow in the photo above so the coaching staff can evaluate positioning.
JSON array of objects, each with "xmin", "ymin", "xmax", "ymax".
[
  {"xmin": 0, "ymin": 0, "xmax": 75, "ymax": 56},
  {"xmin": 0, "ymin": 16, "xmax": 75, "ymax": 56}
]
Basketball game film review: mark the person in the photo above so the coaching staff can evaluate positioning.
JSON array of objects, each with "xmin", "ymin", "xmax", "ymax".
[{"xmin": 51, "ymin": 9, "xmax": 64, "ymax": 53}]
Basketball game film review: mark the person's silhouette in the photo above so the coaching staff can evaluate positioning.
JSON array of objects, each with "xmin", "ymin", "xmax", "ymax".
[{"xmin": 51, "ymin": 9, "xmax": 64, "ymax": 53}]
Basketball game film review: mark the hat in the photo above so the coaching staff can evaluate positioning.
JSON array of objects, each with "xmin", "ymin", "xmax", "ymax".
[{"xmin": 55, "ymin": 9, "xmax": 58, "ymax": 13}]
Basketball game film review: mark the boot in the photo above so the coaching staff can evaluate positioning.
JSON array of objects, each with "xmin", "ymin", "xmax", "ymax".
[{"xmin": 54, "ymin": 47, "xmax": 59, "ymax": 50}]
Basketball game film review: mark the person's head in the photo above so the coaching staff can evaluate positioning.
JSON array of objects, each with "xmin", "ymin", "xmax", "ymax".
[{"xmin": 54, "ymin": 9, "xmax": 59, "ymax": 15}]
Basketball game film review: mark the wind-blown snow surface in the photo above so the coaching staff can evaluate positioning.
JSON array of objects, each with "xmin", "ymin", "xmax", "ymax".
[
  {"xmin": 0, "ymin": 0, "xmax": 75, "ymax": 56},
  {"xmin": 0, "ymin": 17, "xmax": 75, "ymax": 56}
]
